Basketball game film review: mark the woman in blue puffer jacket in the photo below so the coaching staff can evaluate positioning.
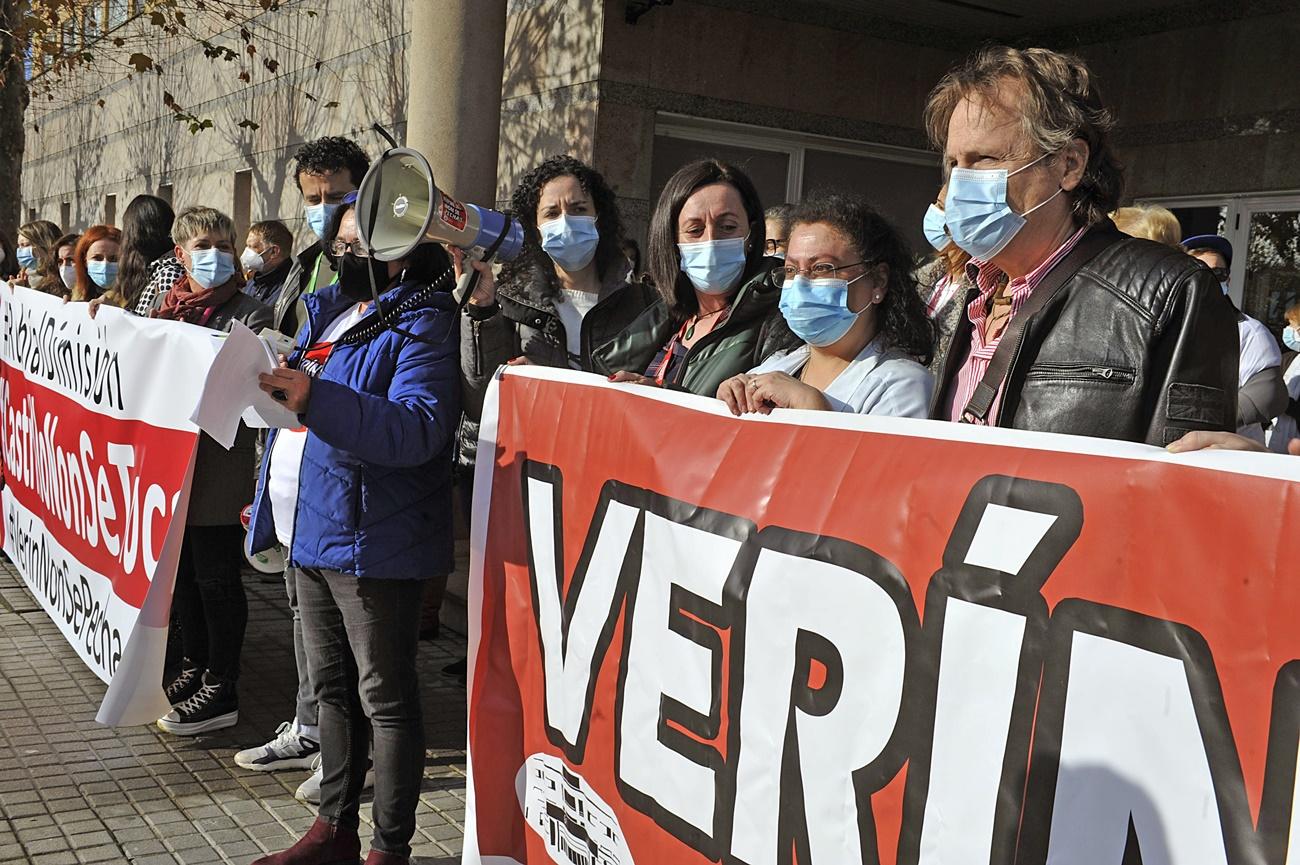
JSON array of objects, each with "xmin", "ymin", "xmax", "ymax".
[{"xmin": 247, "ymin": 195, "xmax": 458, "ymax": 865}]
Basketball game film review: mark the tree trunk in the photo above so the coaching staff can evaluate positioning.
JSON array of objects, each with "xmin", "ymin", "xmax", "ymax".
[{"xmin": 0, "ymin": 0, "xmax": 27, "ymax": 254}]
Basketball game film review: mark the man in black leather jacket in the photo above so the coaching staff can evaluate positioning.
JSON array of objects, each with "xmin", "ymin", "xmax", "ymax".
[{"xmin": 923, "ymin": 46, "xmax": 1237, "ymax": 446}]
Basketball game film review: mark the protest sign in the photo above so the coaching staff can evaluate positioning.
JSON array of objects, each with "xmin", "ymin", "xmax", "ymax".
[
  {"xmin": 0, "ymin": 286, "xmax": 216, "ymax": 725},
  {"xmin": 465, "ymin": 366, "xmax": 1300, "ymax": 865}
]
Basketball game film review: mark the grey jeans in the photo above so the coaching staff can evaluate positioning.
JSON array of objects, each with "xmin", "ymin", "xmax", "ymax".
[
  {"xmin": 296, "ymin": 567, "xmax": 427, "ymax": 856},
  {"xmin": 284, "ymin": 565, "xmax": 318, "ymax": 727}
]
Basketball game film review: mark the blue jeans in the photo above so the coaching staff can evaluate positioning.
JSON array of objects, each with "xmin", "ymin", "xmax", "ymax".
[
  {"xmin": 296, "ymin": 568, "xmax": 427, "ymax": 856},
  {"xmin": 284, "ymin": 566, "xmax": 318, "ymax": 726}
]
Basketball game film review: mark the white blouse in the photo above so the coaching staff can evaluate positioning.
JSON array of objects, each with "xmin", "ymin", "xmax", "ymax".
[{"xmin": 748, "ymin": 337, "xmax": 933, "ymax": 418}]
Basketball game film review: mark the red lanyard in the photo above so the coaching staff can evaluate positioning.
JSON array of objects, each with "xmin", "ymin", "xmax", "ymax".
[{"xmin": 652, "ymin": 319, "xmax": 691, "ymax": 386}]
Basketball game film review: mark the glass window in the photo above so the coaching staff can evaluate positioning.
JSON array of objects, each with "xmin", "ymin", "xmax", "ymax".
[
  {"xmin": 801, "ymin": 149, "xmax": 939, "ymax": 256},
  {"xmin": 1243, "ymin": 209, "xmax": 1300, "ymax": 339},
  {"xmin": 108, "ymin": 0, "xmax": 129, "ymax": 29},
  {"xmin": 1167, "ymin": 206, "xmax": 1225, "ymax": 240},
  {"xmin": 650, "ymin": 135, "xmax": 790, "ymax": 220}
]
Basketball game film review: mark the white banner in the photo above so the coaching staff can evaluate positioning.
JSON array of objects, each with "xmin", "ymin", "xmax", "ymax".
[{"xmin": 0, "ymin": 286, "xmax": 220, "ymax": 725}]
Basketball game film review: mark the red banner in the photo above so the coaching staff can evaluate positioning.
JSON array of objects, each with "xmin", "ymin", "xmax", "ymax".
[
  {"xmin": 466, "ymin": 367, "xmax": 1300, "ymax": 865},
  {"xmin": 0, "ymin": 285, "xmax": 213, "ymax": 725}
]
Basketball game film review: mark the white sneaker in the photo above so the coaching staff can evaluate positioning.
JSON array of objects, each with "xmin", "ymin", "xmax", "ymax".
[
  {"xmin": 233, "ymin": 719, "xmax": 321, "ymax": 771},
  {"xmin": 294, "ymin": 753, "xmax": 376, "ymax": 804}
]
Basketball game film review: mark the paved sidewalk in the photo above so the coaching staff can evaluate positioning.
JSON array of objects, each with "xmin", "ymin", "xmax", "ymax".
[{"xmin": 0, "ymin": 561, "xmax": 468, "ymax": 865}]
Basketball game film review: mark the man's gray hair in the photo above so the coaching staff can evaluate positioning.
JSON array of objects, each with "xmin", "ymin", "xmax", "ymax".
[{"xmin": 924, "ymin": 45, "xmax": 1125, "ymax": 227}]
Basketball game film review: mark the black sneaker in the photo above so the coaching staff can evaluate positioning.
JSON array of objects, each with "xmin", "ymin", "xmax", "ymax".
[
  {"xmin": 157, "ymin": 671, "xmax": 239, "ymax": 735},
  {"xmin": 164, "ymin": 660, "xmax": 203, "ymax": 706},
  {"xmin": 442, "ymin": 657, "xmax": 467, "ymax": 686}
]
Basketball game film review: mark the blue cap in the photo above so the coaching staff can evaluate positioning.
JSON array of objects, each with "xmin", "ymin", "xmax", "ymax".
[{"xmin": 1181, "ymin": 234, "xmax": 1232, "ymax": 267}]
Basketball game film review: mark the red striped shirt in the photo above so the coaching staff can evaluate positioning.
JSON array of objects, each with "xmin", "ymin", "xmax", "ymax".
[{"xmin": 945, "ymin": 225, "xmax": 1089, "ymax": 423}]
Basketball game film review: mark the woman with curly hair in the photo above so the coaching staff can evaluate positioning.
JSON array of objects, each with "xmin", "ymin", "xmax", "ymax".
[
  {"xmin": 458, "ymin": 153, "xmax": 655, "ymax": 454},
  {"xmin": 718, "ymin": 191, "xmax": 935, "ymax": 417}
]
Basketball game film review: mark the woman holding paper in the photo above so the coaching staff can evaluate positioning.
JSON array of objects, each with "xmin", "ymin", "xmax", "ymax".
[
  {"xmin": 246, "ymin": 194, "xmax": 459, "ymax": 865},
  {"xmin": 151, "ymin": 206, "xmax": 272, "ymax": 737}
]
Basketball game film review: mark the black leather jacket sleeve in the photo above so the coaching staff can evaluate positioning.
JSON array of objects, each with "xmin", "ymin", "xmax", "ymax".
[{"xmin": 1147, "ymin": 267, "xmax": 1239, "ymax": 445}]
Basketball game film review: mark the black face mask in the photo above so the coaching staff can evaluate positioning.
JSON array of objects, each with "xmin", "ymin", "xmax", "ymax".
[{"xmin": 336, "ymin": 251, "xmax": 392, "ymax": 301}]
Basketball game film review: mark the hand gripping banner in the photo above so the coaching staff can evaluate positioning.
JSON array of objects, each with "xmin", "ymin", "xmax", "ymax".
[
  {"xmin": 465, "ymin": 366, "xmax": 1300, "ymax": 865},
  {"xmin": 0, "ymin": 286, "xmax": 215, "ymax": 725}
]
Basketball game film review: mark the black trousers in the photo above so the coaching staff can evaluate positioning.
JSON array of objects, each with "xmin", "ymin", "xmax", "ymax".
[
  {"xmin": 298, "ymin": 568, "xmax": 427, "ymax": 856},
  {"xmin": 172, "ymin": 524, "xmax": 248, "ymax": 681}
]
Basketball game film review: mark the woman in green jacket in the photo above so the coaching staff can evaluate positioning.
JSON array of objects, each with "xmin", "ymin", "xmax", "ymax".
[{"xmin": 593, "ymin": 159, "xmax": 795, "ymax": 394}]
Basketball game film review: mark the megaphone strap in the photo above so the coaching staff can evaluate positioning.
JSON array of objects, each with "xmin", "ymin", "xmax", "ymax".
[{"xmin": 337, "ymin": 266, "xmax": 456, "ymax": 347}]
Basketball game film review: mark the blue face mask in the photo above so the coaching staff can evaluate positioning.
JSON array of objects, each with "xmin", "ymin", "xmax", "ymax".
[
  {"xmin": 16, "ymin": 246, "xmax": 36, "ymax": 269},
  {"xmin": 944, "ymin": 153, "xmax": 1063, "ymax": 260},
  {"xmin": 87, "ymin": 261, "xmax": 118, "ymax": 289},
  {"xmin": 540, "ymin": 214, "xmax": 600, "ymax": 273},
  {"xmin": 923, "ymin": 203, "xmax": 950, "ymax": 251},
  {"xmin": 186, "ymin": 248, "xmax": 237, "ymax": 290},
  {"xmin": 1285, "ymin": 327, "xmax": 1300, "ymax": 352},
  {"xmin": 305, "ymin": 202, "xmax": 340, "ymax": 239},
  {"xmin": 678, "ymin": 236, "xmax": 748, "ymax": 295},
  {"xmin": 778, "ymin": 273, "xmax": 869, "ymax": 347}
]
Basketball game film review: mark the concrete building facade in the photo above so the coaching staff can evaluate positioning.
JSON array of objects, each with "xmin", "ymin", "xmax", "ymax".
[{"xmin": 20, "ymin": 0, "xmax": 1300, "ymax": 333}]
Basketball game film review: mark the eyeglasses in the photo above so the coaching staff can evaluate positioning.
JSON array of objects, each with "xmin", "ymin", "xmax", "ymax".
[
  {"xmin": 775, "ymin": 259, "xmax": 871, "ymax": 287},
  {"xmin": 329, "ymin": 239, "xmax": 370, "ymax": 258},
  {"xmin": 764, "ymin": 238, "xmax": 786, "ymax": 252},
  {"xmin": 1209, "ymin": 266, "xmax": 1229, "ymax": 281}
]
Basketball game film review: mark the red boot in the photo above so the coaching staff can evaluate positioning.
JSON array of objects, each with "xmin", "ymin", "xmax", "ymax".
[
  {"xmin": 251, "ymin": 818, "xmax": 361, "ymax": 865},
  {"xmin": 363, "ymin": 851, "xmax": 408, "ymax": 865}
]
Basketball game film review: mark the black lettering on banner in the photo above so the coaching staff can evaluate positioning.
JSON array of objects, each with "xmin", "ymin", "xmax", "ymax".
[
  {"xmin": 1257, "ymin": 662, "xmax": 1300, "ymax": 864},
  {"xmin": 897, "ymin": 476, "xmax": 1082, "ymax": 865},
  {"xmin": 517, "ymin": 456, "xmax": 1300, "ymax": 865},
  {"xmin": 1019, "ymin": 601, "xmax": 1263, "ymax": 865},
  {"xmin": 521, "ymin": 460, "xmax": 643, "ymax": 764},
  {"xmin": 724, "ymin": 527, "xmax": 920, "ymax": 865},
  {"xmin": 4, "ymin": 501, "xmax": 123, "ymax": 678},
  {"xmin": 1, "ymin": 303, "xmax": 124, "ymax": 410},
  {"xmin": 610, "ymin": 483, "xmax": 754, "ymax": 860}
]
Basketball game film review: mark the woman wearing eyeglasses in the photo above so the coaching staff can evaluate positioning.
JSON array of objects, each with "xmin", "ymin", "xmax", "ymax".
[
  {"xmin": 718, "ymin": 191, "xmax": 935, "ymax": 417},
  {"xmin": 247, "ymin": 196, "xmax": 459, "ymax": 865}
]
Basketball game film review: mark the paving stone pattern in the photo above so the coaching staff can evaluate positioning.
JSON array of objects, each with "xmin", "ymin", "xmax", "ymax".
[{"xmin": 0, "ymin": 561, "xmax": 468, "ymax": 864}]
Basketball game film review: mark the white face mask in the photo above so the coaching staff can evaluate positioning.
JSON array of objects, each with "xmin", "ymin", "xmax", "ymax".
[
  {"xmin": 59, "ymin": 264, "xmax": 77, "ymax": 289},
  {"xmin": 241, "ymin": 247, "xmax": 265, "ymax": 274}
]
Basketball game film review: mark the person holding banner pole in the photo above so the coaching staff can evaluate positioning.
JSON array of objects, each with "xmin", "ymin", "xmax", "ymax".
[
  {"xmin": 593, "ymin": 159, "xmax": 797, "ymax": 394},
  {"xmin": 247, "ymin": 198, "xmax": 459, "ymax": 865},
  {"xmin": 718, "ymin": 192, "xmax": 934, "ymax": 417},
  {"xmin": 150, "ymin": 207, "xmax": 273, "ymax": 736}
]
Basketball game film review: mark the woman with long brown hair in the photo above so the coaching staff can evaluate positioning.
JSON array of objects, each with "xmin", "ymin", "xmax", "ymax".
[{"xmin": 13, "ymin": 219, "xmax": 62, "ymax": 294}]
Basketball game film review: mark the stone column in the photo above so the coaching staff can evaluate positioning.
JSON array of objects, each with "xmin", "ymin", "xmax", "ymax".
[{"xmin": 407, "ymin": 0, "xmax": 508, "ymax": 205}]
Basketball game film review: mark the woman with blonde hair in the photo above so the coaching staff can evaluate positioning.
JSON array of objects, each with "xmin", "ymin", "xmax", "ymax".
[{"xmin": 1112, "ymin": 203, "xmax": 1182, "ymax": 247}]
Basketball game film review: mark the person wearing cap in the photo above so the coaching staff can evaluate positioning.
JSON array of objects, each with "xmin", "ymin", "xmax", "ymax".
[{"xmin": 1183, "ymin": 233, "xmax": 1287, "ymax": 443}]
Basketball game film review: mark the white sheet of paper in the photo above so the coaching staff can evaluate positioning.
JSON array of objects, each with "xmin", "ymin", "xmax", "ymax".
[{"xmin": 190, "ymin": 320, "xmax": 300, "ymax": 448}]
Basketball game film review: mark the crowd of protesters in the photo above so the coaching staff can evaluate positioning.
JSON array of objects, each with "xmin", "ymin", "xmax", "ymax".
[{"xmin": 1, "ymin": 42, "xmax": 1291, "ymax": 865}]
